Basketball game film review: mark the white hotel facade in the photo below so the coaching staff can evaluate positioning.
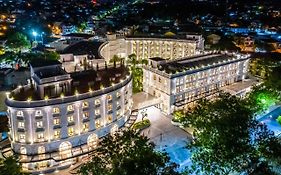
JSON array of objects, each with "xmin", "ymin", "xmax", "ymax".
[
  {"xmin": 143, "ymin": 53, "xmax": 251, "ymax": 114},
  {"xmin": 4, "ymin": 34, "xmax": 253, "ymax": 174},
  {"xmin": 5, "ymin": 61, "xmax": 133, "ymax": 173}
]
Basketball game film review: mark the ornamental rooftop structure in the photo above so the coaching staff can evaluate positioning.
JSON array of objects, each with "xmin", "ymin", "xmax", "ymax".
[
  {"xmin": 143, "ymin": 52, "xmax": 251, "ymax": 114},
  {"xmin": 5, "ymin": 59, "xmax": 133, "ymax": 173}
]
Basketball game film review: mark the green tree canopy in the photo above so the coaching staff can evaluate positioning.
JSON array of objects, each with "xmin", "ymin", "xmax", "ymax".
[
  {"xmin": 79, "ymin": 130, "xmax": 180, "ymax": 175},
  {"xmin": 0, "ymin": 156, "xmax": 28, "ymax": 175},
  {"xmin": 6, "ymin": 32, "xmax": 30, "ymax": 52},
  {"xmin": 181, "ymin": 93, "xmax": 281, "ymax": 175}
]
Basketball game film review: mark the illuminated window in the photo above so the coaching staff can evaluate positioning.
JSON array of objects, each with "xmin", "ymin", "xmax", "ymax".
[
  {"xmin": 67, "ymin": 105, "xmax": 74, "ymax": 112},
  {"xmin": 37, "ymin": 133, "xmax": 44, "ymax": 140},
  {"xmin": 116, "ymin": 110, "xmax": 121, "ymax": 118},
  {"xmin": 54, "ymin": 130, "xmax": 60, "ymax": 139},
  {"xmin": 54, "ymin": 118, "xmax": 60, "ymax": 125},
  {"xmin": 107, "ymin": 95, "xmax": 112, "ymax": 101},
  {"xmin": 82, "ymin": 123, "xmax": 89, "ymax": 132},
  {"xmin": 38, "ymin": 146, "xmax": 45, "ymax": 159},
  {"xmin": 153, "ymin": 75, "xmax": 156, "ymax": 81},
  {"xmin": 68, "ymin": 127, "xmax": 74, "ymax": 136},
  {"xmin": 18, "ymin": 122, "xmax": 24, "ymax": 128},
  {"xmin": 95, "ymin": 120, "xmax": 101, "ymax": 129},
  {"xmin": 17, "ymin": 111, "xmax": 23, "ymax": 117},
  {"xmin": 67, "ymin": 116, "xmax": 74, "ymax": 123},
  {"xmin": 83, "ymin": 112, "xmax": 89, "ymax": 119},
  {"xmin": 95, "ymin": 109, "xmax": 100, "ymax": 115},
  {"xmin": 82, "ymin": 101, "xmax": 89, "ymax": 108},
  {"xmin": 53, "ymin": 107, "xmax": 60, "ymax": 114},
  {"xmin": 107, "ymin": 104, "xmax": 112, "ymax": 111},
  {"xmin": 116, "ymin": 101, "xmax": 120, "ymax": 107},
  {"xmin": 95, "ymin": 99, "xmax": 100, "ymax": 105},
  {"xmin": 36, "ymin": 121, "xmax": 43, "ymax": 128},
  {"xmin": 107, "ymin": 115, "xmax": 112, "ymax": 124},
  {"xmin": 35, "ymin": 110, "xmax": 42, "ymax": 116},
  {"xmin": 116, "ymin": 91, "xmax": 121, "ymax": 98},
  {"xmin": 19, "ymin": 134, "xmax": 25, "ymax": 142}
]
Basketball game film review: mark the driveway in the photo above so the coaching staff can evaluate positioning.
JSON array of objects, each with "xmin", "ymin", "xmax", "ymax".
[{"xmin": 138, "ymin": 106, "xmax": 192, "ymax": 172}]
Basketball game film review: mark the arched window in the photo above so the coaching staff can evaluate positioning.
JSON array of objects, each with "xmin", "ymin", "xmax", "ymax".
[
  {"xmin": 59, "ymin": 142, "xmax": 72, "ymax": 159},
  {"xmin": 38, "ymin": 146, "xmax": 45, "ymax": 159},
  {"xmin": 20, "ymin": 147, "xmax": 27, "ymax": 160},
  {"xmin": 35, "ymin": 110, "xmax": 42, "ymax": 116},
  {"xmin": 87, "ymin": 133, "xmax": 99, "ymax": 150}
]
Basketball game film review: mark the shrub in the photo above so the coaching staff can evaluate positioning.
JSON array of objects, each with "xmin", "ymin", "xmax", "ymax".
[{"xmin": 132, "ymin": 119, "xmax": 150, "ymax": 130}]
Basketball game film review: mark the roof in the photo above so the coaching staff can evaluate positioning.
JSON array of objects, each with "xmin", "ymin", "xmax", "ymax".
[
  {"xmin": 158, "ymin": 53, "xmax": 248, "ymax": 73},
  {"xmin": 62, "ymin": 41, "xmax": 103, "ymax": 59},
  {"xmin": 62, "ymin": 33, "xmax": 94, "ymax": 39},
  {"xmin": 30, "ymin": 59, "xmax": 61, "ymax": 68},
  {"xmin": 149, "ymin": 57, "xmax": 166, "ymax": 62},
  {"xmin": 34, "ymin": 66, "xmax": 67, "ymax": 79},
  {"xmin": 11, "ymin": 66, "xmax": 130, "ymax": 101}
]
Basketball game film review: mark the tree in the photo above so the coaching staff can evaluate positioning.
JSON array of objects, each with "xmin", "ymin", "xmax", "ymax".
[
  {"xmin": 6, "ymin": 32, "xmax": 30, "ymax": 52},
  {"xmin": 264, "ymin": 65, "xmax": 281, "ymax": 91},
  {"xmin": 181, "ymin": 93, "xmax": 281, "ymax": 175},
  {"xmin": 79, "ymin": 130, "xmax": 180, "ymax": 175},
  {"xmin": 0, "ymin": 156, "xmax": 28, "ymax": 175},
  {"xmin": 127, "ymin": 54, "xmax": 138, "ymax": 68},
  {"xmin": 247, "ymin": 85, "xmax": 280, "ymax": 113}
]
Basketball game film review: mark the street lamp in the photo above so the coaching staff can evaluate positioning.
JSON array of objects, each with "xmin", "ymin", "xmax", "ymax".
[{"xmin": 32, "ymin": 31, "xmax": 38, "ymax": 42}]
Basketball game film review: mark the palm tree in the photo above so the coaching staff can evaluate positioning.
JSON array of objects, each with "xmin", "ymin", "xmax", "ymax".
[{"xmin": 127, "ymin": 54, "xmax": 138, "ymax": 68}]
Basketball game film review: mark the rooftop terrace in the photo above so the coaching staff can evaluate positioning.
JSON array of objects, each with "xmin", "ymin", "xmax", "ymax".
[{"xmin": 10, "ymin": 65, "xmax": 130, "ymax": 101}]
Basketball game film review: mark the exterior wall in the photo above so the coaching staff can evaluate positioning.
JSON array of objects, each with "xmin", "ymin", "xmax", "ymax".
[
  {"xmin": 6, "ymin": 76, "xmax": 133, "ymax": 172},
  {"xmin": 99, "ymin": 37, "xmax": 197, "ymax": 62},
  {"xmin": 127, "ymin": 38, "xmax": 196, "ymax": 61},
  {"xmin": 143, "ymin": 69, "xmax": 171, "ymax": 114},
  {"xmin": 143, "ymin": 56, "xmax": 250, "ymax": 114}
]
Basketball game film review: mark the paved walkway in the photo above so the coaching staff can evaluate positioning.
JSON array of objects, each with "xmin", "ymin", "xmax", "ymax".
[{"xmin": 139, "ymin": 106, "xmax": 192, "ymax": 172}]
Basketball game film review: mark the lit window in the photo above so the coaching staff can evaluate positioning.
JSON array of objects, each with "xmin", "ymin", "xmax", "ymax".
[
  {"xmin": 95, "ymin": 99, "xmax": 100, "ymax": 105},
  {"xmin": 107, "ymin": 104, "xmax": 112, "ymax": 111},
  {"xmin": 95, "ymin": 120, "xmax": 101, "ymax": 129},
  {"xmin": 53, "ymin": 107, "xmax": 60, "ymax": 114},
  {"xmin": 107, "ymin": 95, "xmax": 112, "ymax": 101},
  {"xmin": 153, "ymin": 75, "xmax": 156, "ymax": 80},
  {"xmin": 17, "ymin": 111, "xmax": 23, "ymax": 117},
  {"xmin": 18, "ymin": 122, "xmax": 24, "ymax": 128},
  {"xmin": 107, "ymin": 115, "xmax": 112, "ymax": 124},
  {"xmin": 67, "ymin": 105, "xmax": 74, "ymax": 112},
  {"xmin": 35, "ymin": 110, "xmax": 42, "ymax": 116},
  {"xmin": 68, "ymin": 127, "xmax": 74, "ymax": 136},
  {"xmin": 116, "ymin": 110, "xmax": 121, "ymax": 118},
  {"xmin": 54, "ymin": 130, "xmax": 60, "ymax": 139},
  {"xmin": 83, "ymin": 112, "xmax": 89, "ymax": 119},
  {"xmin": 67, "ymin": 116, "xmax": 74, "ymax": 123},
  {"xmin": 36, "ymin": 121, "xmax": 43, "ymax": 128},
  {"xmin": 54, "ymin": 118, "xmax": 60, "ymax": 125},
  {"xmin": 116, "ymin": 101, "xmax": 120, "ymax": 107},
  {"xmin": 116, "ymin": 92, "xmax": 121, "ymax": 98},
  {"xmin": 37, "ymin": 133, "xmax": 44, "ymax": 140},
  {"xmin": 82, "ymin": 123, "xmax": 89, "ymax": 132},
  {"xmin": 19, "ymin": 134, "xmax": 25, "ymax": 142},
  {"xmin": 95, "ymin": 109, "xmax": 100, "ymax": 115},
  {"xmin": 82, "ymin": 101, "xmax": 89, "ymax": 108}
]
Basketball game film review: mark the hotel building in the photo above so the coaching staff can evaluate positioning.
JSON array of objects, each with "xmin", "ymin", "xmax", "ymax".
[
  {"xmin": 143, "ymin": 53, "xmax": 250, "ymax": 114},
  {"xmin": 99, "ymin": 34, "xmax": 202, "ymax": 62},
  {"xmin": 5, "ymin": 60, "xmax": 133, "ymax": 173}
]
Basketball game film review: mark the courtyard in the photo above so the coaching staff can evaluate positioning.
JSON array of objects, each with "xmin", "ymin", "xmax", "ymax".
[{"xmin": 137, "ymin": 106, "xmax": 193, "ymax": 172}]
